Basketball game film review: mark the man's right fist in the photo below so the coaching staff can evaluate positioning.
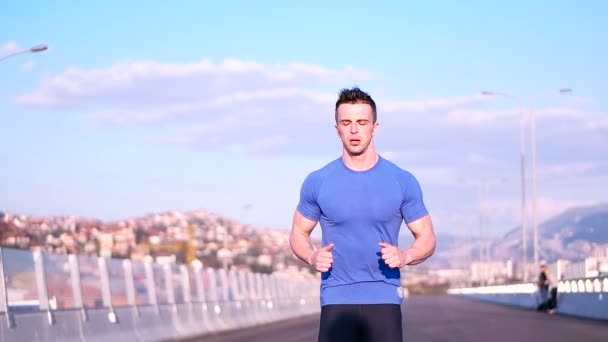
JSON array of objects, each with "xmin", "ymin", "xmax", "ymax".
[{"xmin": 309, "ymin": 243, "xmax": 334, "ymax": 272}]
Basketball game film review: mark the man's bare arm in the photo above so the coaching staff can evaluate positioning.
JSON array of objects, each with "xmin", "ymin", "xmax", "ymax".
[
  {"xmin": 289, "ymin": 210, "xmax": 319, "ymax": 265},
  {"xmin": 401, "ymin": 214, "xmax": 436, "ymax": 266}
]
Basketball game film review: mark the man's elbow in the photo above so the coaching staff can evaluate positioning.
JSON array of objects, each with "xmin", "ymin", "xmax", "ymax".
[
  {"xmin": 428, "ymin": 234, "xmax": 437, "ymax": 256},
  {"xmin": 288, "ymin": 228, "xmax": 305, "ymax": 251},
  {"xmin": 288, "ymin": 230, "xmax": 297, "ymax": 252}
]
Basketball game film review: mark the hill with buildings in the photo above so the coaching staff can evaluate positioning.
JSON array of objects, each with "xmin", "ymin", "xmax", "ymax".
[{"xmin": 0, "ymin": 209, "xmax": 320, "ymax": 278}]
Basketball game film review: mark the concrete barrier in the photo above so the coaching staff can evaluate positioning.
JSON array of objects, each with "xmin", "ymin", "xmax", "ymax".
[
  {"xmin": 134, "ymin": 305, "xmax": 176, "ymax": 342},
  {"xmin": 557, "ymin": 292, "xmax": 607, "ymax": 320},
  {"xmin": 80, "ymin": 308, "xmax": 135, "ymax": 342},
  {"xmin": 448, "ymin": 276, "xmax": 608, "ymax": 320},
  {"xmin": 1, "ymin": 310, "xmax": 83, "ymax": 342}
]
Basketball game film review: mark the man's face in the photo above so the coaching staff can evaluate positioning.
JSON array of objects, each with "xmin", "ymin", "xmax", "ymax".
[{"xmin": 335, "ymin": 102, "xmax": 378, "ymax": 156}]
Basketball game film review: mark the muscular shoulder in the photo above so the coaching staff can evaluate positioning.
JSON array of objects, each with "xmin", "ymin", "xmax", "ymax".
[
  {"xmin": 379, "ymin": 157, "xmax": 420, "ymax": 189},
  {"xmin": 301, "ymin": 158, "xmax": 342, "ymax": 192},
  {"xmin": 380, "ymin": 156, "xmax": 428, "ymax": 222}
]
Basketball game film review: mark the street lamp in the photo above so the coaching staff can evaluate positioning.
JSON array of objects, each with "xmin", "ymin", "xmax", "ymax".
[
  {"xmin": 483, "ymin": 88, "xmax": 572, "ymax": 280},
  {"xmin": 0, "ymin": 44, "xmax": 48, "ymax": 62},
  {"xmin": 481, "ymin": 91, "xmax": 528, "ymax": 281},
  {"xmin": 458, "ymin": 177, "xmax": 508, "ymax": 285},
  {"xmin": 530, "ymin": 88, "xmax": 572, "ymax": 271}
]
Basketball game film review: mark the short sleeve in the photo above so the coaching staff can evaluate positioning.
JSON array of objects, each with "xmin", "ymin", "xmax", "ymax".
[
  {"xmin": 296, "ymin": 172, "xmax": 321, "ymax": 221},
  {"xmin": 400, "ymin": 173, "xmax": 429, "ymax": 224}
]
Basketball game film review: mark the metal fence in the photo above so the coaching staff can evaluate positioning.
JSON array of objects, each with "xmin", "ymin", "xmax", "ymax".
[{"xmin": 0, "ymin": 247, "xmax": 321, "ymax": 341}]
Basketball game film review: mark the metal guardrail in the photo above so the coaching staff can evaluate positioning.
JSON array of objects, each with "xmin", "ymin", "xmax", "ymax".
[
  {"xmin": 0, "ymin": 247, "xmax": 321, "ymax": 341},
  {"xmin": 447, "ymin": 276, "xmax": 608, "ymax": 294},
  {"xmin": 447, "ymin": 276, "xmax": 608, "ymax": 320}
]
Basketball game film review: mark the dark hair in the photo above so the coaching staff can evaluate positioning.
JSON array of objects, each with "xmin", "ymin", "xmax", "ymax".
[{"xmin": 334, "ymin": 86, "xmax": 377, "ymax": 123}]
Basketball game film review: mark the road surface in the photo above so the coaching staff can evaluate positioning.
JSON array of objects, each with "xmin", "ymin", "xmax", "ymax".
[{"xmin": 180, "ymin": 295, "xmax": 608, "ymax": 342}]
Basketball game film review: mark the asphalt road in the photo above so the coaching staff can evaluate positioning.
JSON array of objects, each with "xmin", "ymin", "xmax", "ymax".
[{"xmin": 181, "ymin": 295, "xmax": 608, "ymax": 342}]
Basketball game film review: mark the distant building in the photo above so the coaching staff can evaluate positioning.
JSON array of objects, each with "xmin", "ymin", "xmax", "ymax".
[
  {"xmin": 470, "ymin": 259, "xmax": 515, "ymax": 285},
  {"xmin": 555, "ymin": 257, "xmax": 608, "ymax": 280}
]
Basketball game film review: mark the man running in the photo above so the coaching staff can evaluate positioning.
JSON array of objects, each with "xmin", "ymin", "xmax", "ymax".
[{"xmin": 289, "ymin": 86, "xmax": 437, "ymax": 341}]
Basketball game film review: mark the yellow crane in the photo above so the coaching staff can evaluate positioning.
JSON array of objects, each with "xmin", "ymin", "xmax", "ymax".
[{"xmin": 137, "ymin": 225, "xmax": 197, "ymax": 264}]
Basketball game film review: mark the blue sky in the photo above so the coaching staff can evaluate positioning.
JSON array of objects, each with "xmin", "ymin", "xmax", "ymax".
[{"xmin": 1, "ymin": 1, "xmax": 607, "ymax": 240}]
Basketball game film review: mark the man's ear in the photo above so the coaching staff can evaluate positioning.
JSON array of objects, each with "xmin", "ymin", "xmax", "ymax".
[{"xmin": 372, "ymin": 122, "xmax": 379, "ymax": 136}]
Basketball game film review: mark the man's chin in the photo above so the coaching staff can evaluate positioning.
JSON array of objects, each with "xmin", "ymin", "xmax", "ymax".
[{"xmin": 345, "ymin": 147, "xmax": 365, "ymax": 156}]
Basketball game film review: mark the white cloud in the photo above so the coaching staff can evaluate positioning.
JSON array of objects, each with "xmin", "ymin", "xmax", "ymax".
[
  {"xmin": 537, "ymin": 162, "xmax": 601, "ymax": 177},
  {"xmin": 441, "ymin": 107, "xmax": 586, "ymax": 126},
  {"xmin": 0, "ymin": 41, "xmax": 22, "ymax": 56},
  {"xmin": 156, "ymin": 115, "xmax": 240, "ymax": 146},
  {"xmin": 536, "ymin": 107, "xmax": 586, "ymax": 120},
  {"xmin": 490, "ymin": 197, "xmax": 595, "ymax": 222},
  {"xmin": 428, "ymin": 209, "xmax": 479, "ymax": 233},
  {"xmin": 375, "ymin": 148, "xmax": 436, "ymax": 163},
  {"xmin": 382, "ymin": 94, "xmax": 485, "ymax": 113},
  {"xmin": 21, "ymin": 60, "xmax": 36, "ymax": 71},
  {"xmin": 16, "ymin": 58, "xmax": 369, "ymax": 108},
  {"xmin": 534, "ymin": 198, "xmax": 596, "ymax": 224},
  {"xmin": 249, "ymin": 135, "xmax": 291, "ymax": 151},
  {"xmin": 378, "ymin": 150, "xmax": 399, "ymax": 160},
  {"xmin": 14, "ymin": 57, "xmax": 606, "ymax": 170},
  {"xmin": 465, "ymin": 152, "xmax": 490, "ymax": 164},
  {"xmin": 88, "ymin": 88, "xmax": 334, "ymax": 125},
  {"xmin": 584, "ymin": 117, "xmax": 608, "ymax": 130},
  {"xmin": 569, "ymin": 96, "xmax": 596, "ymax": 106},
  {"xmin": 18, "ymin": 57, "xmax": 498, "ymax": 156},
  {"xmin": 441, "ymin": 108, "xmax": 517, "ymax": 126},
  {"xmin": 451, "ymin": 197, "xmax": 597, "ymax": 232}
]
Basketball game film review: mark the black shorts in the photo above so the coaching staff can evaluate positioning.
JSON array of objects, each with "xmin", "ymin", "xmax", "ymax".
[{"xmin": 318, "ymin": 304, "xmax": 403, "ymax": 342}]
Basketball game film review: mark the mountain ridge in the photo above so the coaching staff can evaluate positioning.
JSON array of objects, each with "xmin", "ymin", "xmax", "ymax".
[{"xmin": 424, "ymin": 203, "xmax": 608, "ymax": 268}]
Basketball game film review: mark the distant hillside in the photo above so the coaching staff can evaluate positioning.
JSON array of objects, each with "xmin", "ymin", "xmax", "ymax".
[
  {"xmin": 426, "ymin": 203, "xmax": 608, "ymax": 268},
  {"xmin": 494, "ymin": 203, "xmax": 608, "ymax": 262}
]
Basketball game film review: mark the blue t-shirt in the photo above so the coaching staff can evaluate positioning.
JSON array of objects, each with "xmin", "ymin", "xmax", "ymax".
[{"xmin": 297, "ymin": 155, "xmax": 428, "ymax": 306}]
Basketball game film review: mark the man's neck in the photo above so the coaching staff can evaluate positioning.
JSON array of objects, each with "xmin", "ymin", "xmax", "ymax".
[{"xmin": 342, "ymin": 148, "xmax": 379, "ymax": 172}]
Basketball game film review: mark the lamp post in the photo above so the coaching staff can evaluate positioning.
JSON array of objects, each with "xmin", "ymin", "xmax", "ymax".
[
  {"xmin": 530, "ymin": 88, "xmax": 572, "ymax": 270},
  {"xmin": 0, "ymin": 44, "xmax": 48, "ymax": 62},
  {"xmin": 459, "ymin": 177, "xmax": 508, "ymax": 285},
  {"xmin": 481, "ymin": 91, "xmax": 528, "ymax": 281},
  {"xmin": 483, "ymin": 88, "xmax": 572, "ymax": 280}
]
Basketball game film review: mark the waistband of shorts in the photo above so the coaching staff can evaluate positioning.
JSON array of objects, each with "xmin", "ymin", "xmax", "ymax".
[{"xmin": 321, "ymin": 281, "xmax": 403, "ymax": 306}]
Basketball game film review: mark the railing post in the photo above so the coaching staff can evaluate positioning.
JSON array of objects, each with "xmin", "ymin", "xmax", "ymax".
[
  {"xmin": 218, "ymin": 269, "xmax": 230, "ymax": 303},
  {"xmin": 123, "ymin": 259, "xmax": 139, "ymax": 317},
  {"xmin": 270, "ymin": 275, "xmax": 279, "ymax": 309},
  {"xmin": 33, "ymin": 250, "xmax": 54, "ymax": 325},
  {"xmin": 191, "ymin": 262, "xmax": 212, "ymax": 333},
  {"xmin": 191, "ymin": 262, "xmax": 204, "ymax": 303},
  {"xmin": 255, "ymin": 273, "xmax": 267, "ymax": 321},
  {"xmin": 237, "ymin": 270, "xmax": 249, "ymax": 325},
  {"xmin": 144, "ymin": 256, "xmax": 158, "ymax": 313},
  {"xmin": 68, "ymin": 254, "xmax": 87, "ymax": 321},
  {"xmin": 0, "ymin": 248, "xmax": 14, "ymax": 328},
  {"xmin": 180, "ymin": 264, "xmax": 193, "ymax": 325},
  {"xmin": 98, "ymin": 256, "xmax": 117, "ymax": 323},
  {"xmin": 229, "ymin": 269, "xmax": 242, "ymax": 303},
  {"xmin": 206, "ymin": 268, "xmax": 223, "ymax": 328},
  {"xmin": 246, "ymin": 271, "xmax": 259, "ymax": 323},
  {"xmin": 164, "ymin": 263, "xmax": 176, "ymax": 312},
  {"xmin": 181, "ymin": 265, "xmax": 191, "ymax": 304}
]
